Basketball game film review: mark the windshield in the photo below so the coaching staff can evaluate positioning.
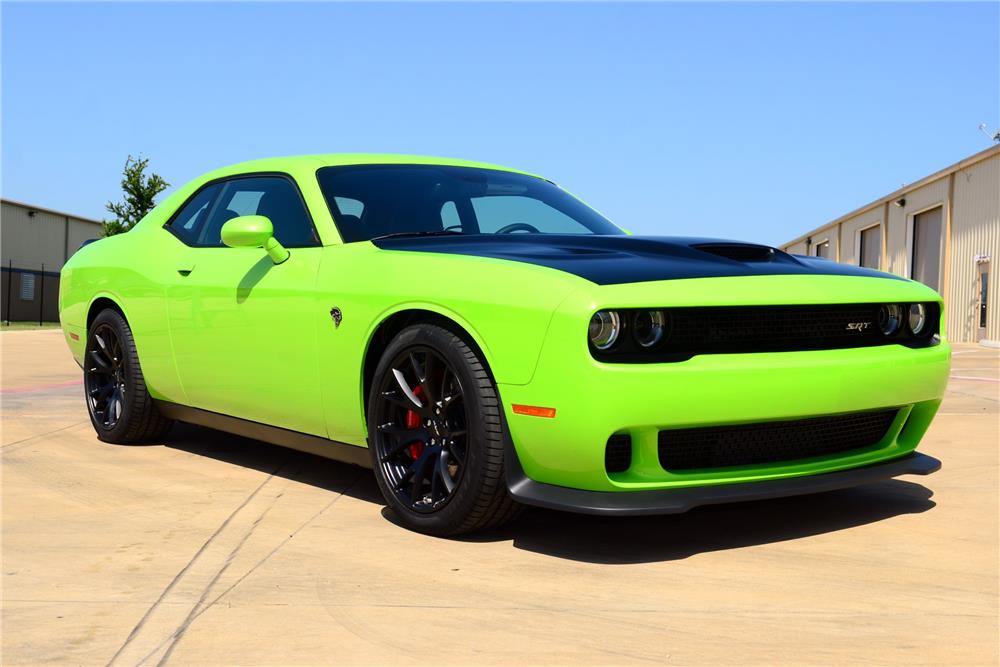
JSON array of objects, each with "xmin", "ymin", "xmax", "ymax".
[{"xmin": 316, "ymin": 164, "xmax": 623, "ymax": 242}]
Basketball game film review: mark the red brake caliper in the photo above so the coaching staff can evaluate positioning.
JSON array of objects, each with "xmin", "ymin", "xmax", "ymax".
[{"xmin": 405, "ymin": 386, "xmax": 425, "ymax": 460}]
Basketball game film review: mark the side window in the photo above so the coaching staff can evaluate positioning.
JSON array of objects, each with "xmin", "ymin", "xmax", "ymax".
[
  {"xmin": 166, "ymin": 183, "xmax": 222, "ymax": 245},
  {"xmin": 440, "ymin": 201, "xmax": 461, "ymax": 229},
  {"xmin": 199, "ymin": 176, "xmax": 318, "ymax": 247},
  {"xmin": 470, "ymin": 196, "xmax": 590, "ymax": 234},
  {"xmin": 334, "ymin": 197, "xmax": 364, "ymax": 218},
  {"xmin": 329, "ymin": 196, "xmax": 366, "ymax": 242}
]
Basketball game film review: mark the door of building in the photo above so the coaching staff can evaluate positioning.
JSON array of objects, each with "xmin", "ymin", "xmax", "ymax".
[{"xmin": 978, "ymin": 264, "xmax": 990, "ymax": 341}]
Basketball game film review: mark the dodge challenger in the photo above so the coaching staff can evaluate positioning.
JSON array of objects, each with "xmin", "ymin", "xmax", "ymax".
[{"xmin": 59, "ymin": 155, "xmax": 948, "ymax": 535}]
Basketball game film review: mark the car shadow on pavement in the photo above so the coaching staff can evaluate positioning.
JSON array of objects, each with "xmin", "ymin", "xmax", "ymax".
[
  {"xmin": 160, "ymin": 423, "xmax": 935, "ymax": 564},
  {"xmin": 161, "ymin": 423, "xmax": 385, "ymax": 505},
  {"xmin": 473, "ymin": 481, "xmax": 936, "ymax": 564}
]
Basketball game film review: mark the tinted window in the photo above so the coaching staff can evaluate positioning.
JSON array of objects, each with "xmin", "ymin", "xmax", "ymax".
[
  {"xmin": 200, "ymin": 176, "xmax": 317, "ymax": 247},
  {"xmin": 316, "ymin": 165, "xmax": 622, "ymax": 243},
  {"xmin": 167, "ymin": 183, "xmax": 222, "ymax": 245}
]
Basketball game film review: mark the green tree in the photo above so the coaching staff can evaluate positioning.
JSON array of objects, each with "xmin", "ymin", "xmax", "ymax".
[{"xmin": 101, "ymin": 155, "xmax": 169, "ymax": 236}]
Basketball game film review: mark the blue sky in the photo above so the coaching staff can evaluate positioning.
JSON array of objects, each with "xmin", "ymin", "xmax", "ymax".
[{"xmin": 3, "ymin": 2, "xmax": 998, "ymax": 245}]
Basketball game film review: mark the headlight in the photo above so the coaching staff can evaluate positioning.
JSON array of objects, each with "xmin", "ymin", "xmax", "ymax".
[
  {"xmin": 908, "ymin": 303, "xmax": 928, "ymax": 335},
  {"xmin": 633, "ymin": 310, "xmax": 666, "ymax": 348},
  {"xmin": 878, "ymin": 304, "xmax": 903, "ymax": 336},
  {"xmin": 589, "ymin": 311, "xmax": 621, "ymax": 350}
]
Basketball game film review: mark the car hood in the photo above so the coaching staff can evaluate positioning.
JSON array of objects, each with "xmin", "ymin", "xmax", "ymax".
[{"xmin": 371, "ymin": 234, "xmax": 905, "ymax": 286}]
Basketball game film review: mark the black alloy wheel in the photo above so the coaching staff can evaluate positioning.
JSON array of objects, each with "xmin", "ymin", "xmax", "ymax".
[
  {"xmin": 85, "ymin": 321, "xmax": 127, "ymax": 429},
  {"xmin": 83, "ymin": 309, "xmax": 173, "ymax": 443},
  {"xmin": 372, "ymin": 345, "xmax": 468, "ymax": 513},
  {"xmin": 368, "ymin": 323, "xmax": 520, "ymax": 535}
]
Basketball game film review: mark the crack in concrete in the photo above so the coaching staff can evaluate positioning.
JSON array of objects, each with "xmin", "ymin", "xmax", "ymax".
[
  {"xmin": 106, "ymin": 453, "xmax": 294, "ymax": 667},
  {"xmin": 133, "ymin": 470, "xmax": 365, "ymax": 665}
]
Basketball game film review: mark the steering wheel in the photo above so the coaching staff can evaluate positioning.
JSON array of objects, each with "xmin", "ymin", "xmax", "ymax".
[{"xmin": 495, "ymin": 222, "xmax": 540, "ymax": 234}]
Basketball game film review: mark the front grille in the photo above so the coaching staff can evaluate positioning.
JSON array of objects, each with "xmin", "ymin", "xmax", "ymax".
[
  {"xmin": 670, "ymin": 303, "xmax": 887, "ymax": 351},
  {"xmin": 589, "ymin": 303, "xmax": 939, "ymax": 363},
  {"xmin": 658, "ymin": 409, "xmax": 899, "ymax": 471}
]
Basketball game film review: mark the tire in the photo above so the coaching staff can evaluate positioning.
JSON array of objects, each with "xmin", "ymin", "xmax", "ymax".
[
  {"xmin": 84, "ymin": 308, "xmax": 173, "ymax": 444},
  {"xmin": 367, "ymin": 323, "xmax": 521, "ymax": 536}
]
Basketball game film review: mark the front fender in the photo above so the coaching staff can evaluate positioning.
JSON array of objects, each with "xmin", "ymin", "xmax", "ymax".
[
  {"xmin": 316, "ymin": 243, "xmax": 586, "ymax": 444},
  {"xmin": 363, "ymin": 300, "xmax": 499, "ymax": 376}
]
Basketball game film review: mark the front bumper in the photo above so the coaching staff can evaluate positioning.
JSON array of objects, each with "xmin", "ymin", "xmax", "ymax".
[
  {"xmin": 506, "ymin": 447, "xmax": 941, "ymax": 515},
  {"xmin": 495, "ymin": 275, "xmax": 950, "ymax": 495}
]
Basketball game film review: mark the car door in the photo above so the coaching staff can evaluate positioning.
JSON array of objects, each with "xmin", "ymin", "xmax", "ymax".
[{"xmin": 163, "ymin": 174, "xmax": 327, "ymax": 436}]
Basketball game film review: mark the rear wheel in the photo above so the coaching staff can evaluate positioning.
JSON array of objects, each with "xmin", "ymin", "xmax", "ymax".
[
  {"xmin": 367, "ymin": 323, "xmax": 520, "ymax": 535},
  {"xmin": 84, "ymin": 309, "xmax": 172, "ymax": 443}
]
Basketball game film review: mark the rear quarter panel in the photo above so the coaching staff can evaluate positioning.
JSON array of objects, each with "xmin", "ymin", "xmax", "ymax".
[{"xmin": 59, "ymin": 217, "xmax": 189, "ymax": 404}]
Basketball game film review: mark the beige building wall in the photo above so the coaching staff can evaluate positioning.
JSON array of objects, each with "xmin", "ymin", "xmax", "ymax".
[
  {"xmin": 1, "ymin": 199, "xmax": 102, "ymax": 322},
  {"xmin": 948, "ymin": 152, "xmax": 1000, "ymax": 341},
  {"xmin": 782, "ymin": 145, "xmax": 1000, "ymax": 343},
  {"xmin": 67, "ymin": 219, "xmax": 103, "ymax": 257},
  {"xmin": 1, "ymin": 199, "xmax": 102, "ymax": 271},
  {"xmin": 785, "ymin": 240, "xmax": 808, "ymax": 255}
]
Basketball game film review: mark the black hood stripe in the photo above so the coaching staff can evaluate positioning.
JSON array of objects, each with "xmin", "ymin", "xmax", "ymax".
[{"xmin": 371, "ymin": 235, "xmax": 906, "ymax": 286}]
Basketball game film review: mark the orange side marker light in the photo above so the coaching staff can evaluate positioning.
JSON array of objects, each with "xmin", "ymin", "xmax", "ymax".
[
  {"xmin": 69, "ymin": 333, "xmax": 80, "ymax": 340},
  {"xmin": 512, "ymin": 404, "xmax": 557, "ymax": 418}
]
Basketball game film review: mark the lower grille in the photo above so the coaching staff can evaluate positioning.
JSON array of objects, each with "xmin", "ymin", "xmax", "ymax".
[
  {"xmin": 658, "ymin": 409, "xmax": 899, "ymax": 471},
  {"xmin": 605, "ymin": 434, "xmax": 633, "ymax": 473}
]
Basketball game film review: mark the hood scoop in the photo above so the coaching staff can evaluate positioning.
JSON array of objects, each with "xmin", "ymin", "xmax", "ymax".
[{"xmin": 692, "ymin": 243, "xmax": 779, "ymax": 262}]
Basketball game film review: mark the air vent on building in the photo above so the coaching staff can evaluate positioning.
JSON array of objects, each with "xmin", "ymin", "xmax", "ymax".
[{"xmin": 20, "ymin": 273, "xmax": 36, "ymax": 301}]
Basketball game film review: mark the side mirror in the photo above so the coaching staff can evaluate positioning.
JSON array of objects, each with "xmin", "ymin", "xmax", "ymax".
[{"xmin": 220, "ymin": 215, "xmax": 289, "ymax": 264}]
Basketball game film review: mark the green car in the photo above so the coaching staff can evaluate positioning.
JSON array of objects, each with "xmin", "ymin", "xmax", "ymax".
[{"xmin": 59, "ymin": 154, "xmax": 948, "ymax": 535}]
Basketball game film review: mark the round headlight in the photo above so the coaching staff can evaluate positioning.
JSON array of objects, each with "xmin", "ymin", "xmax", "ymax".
[
  {"xmin": 908, "ymin": 303, "xmax": 928, "ymax": 335},
  {"xmin": 878, "ymin": 304, "xmax": 904, "ymax": 336},
  {"xmin": 633, "ymin": 310, "xmax": 666, "ymax": 348},
  {"xmin": 589, "ymin": 311, "xmax": 621, "ymax": 350}
]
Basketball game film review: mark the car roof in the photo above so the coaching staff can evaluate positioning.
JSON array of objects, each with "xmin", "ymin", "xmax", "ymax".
[{"xmin": 212, "ymin": 153, "xmax": 540, "ymax": 179}]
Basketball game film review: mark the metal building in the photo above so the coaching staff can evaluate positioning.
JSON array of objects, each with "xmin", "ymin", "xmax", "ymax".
[
  {"xmin": 1, "ymin": 199, "xmax": 102, "ymax": 323},
  {"xmin": 783, "ymin": 144, "xmax": 1000, "ymax": 343}
]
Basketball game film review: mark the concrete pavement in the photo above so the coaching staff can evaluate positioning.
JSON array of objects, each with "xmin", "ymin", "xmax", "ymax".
[{"xmin": 2, "ymin": 330, "xmax": 997, "ymax": 665}]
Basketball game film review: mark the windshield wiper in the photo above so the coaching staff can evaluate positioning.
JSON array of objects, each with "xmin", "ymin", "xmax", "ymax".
[{"xmin": 370, "ymin": 230, "xmax": 466, "ymax": 241}]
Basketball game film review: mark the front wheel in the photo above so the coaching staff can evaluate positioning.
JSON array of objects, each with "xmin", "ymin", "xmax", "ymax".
[{"xmin": 367, "ymin": 324, "xmax": 521, "ymax": 536}]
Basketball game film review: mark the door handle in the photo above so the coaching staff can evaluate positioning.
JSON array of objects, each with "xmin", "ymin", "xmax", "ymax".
[{"xmin": 176, "ymin": 260, "xmax": 195, "ymax": 276}]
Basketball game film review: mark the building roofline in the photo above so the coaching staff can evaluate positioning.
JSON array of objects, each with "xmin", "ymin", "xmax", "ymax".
[
  {"xmin": 1, "ymin": 198, "xmax": 103, "ymax": 225},
  {"xmin": 782, "ymin": 143, "xmax": 1000, "ymax": 249}
]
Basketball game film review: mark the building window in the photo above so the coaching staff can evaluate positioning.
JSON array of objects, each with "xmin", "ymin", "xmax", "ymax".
[
  {"xmin": 912, "ymin": 206, "xmax": 943, "ymax": 292},
  {"xmin": 859, "ymin": 225, "xmax": 881, "ymax": 269},
  {"xmin": 814, "ymin": 240, "xmax": 830, "ymax": 258},
  {"xmin": 19, "ymin": 273, "xmax": 35, "ymax": 301}
]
